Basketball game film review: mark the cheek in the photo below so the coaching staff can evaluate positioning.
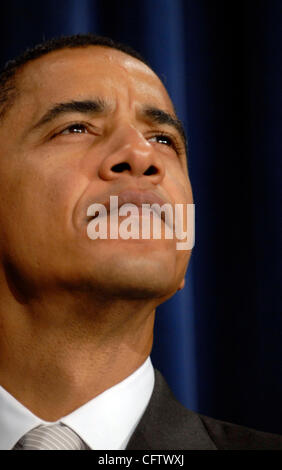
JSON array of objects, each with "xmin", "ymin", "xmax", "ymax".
[
  {"xmin": 176, "ymin": 249, "xmax": 192, "ymax": 280},
  {"xmin": 35, "ymin": 167, "xmax": 87, "ymax": 232},
  {"xmin": 0, "ymin": 143, "xmax": 92, "ymax": 256},
  {"xmin": 163, "ymin": 163, "xmax": 194, "ymax": 258},
  {"xmin": 164, "ymin": 163, "xmax": 193, "ymax": 204},
  {"xmin": 8, "ymin": 161, "xmax": 86, "ymax": 241},
  {"xmin": 29, "ymin": 146, "xmax": 98, "ymax": 221}
]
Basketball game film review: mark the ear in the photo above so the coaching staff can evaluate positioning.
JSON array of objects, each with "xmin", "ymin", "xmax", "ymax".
[{"xmin": 177, "ymin": 278, "xmax": 185, "ymax": 291}]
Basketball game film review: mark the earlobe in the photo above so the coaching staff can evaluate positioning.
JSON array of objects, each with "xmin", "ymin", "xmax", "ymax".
[{"xmin": 178, "ymin": 278, "xmax": 185, "ymax": 291}]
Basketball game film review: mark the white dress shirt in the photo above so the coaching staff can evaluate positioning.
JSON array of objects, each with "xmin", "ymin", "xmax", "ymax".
[{"xmin": 0, "ymin": 356, "xmax": 154, "ymax": 450}]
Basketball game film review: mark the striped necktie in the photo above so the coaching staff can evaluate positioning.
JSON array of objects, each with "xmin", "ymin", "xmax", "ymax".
[{"xmin": 13, "ymin": 423, "xmax": 89, "ymax": 450}]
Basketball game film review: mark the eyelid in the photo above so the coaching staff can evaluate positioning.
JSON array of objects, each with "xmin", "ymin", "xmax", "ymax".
[{"xmin": 51, "ymin": 121, "xmax": 99, "ymax": 139}]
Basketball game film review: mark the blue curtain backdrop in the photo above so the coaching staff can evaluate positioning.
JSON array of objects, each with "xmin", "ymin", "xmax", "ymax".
[{"xmin": 0, "ymin": 0, "xmax": 281, "ymax": 435}]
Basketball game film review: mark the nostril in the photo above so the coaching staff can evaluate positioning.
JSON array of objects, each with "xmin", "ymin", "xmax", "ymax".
[
  {"xmin": 143, "ymin": 165, "xmax": 158, "ymax": 176},
  {"xmin": 111, "ymin": 162, "xmax": 131, "ymax": 173}
]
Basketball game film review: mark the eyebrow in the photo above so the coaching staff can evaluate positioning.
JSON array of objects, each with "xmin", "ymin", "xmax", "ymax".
[
  {"xmin": 32, "ymin": 98, "xmax": 109, "ymax": 130},
  {"xmin": 31, "ymin": 98, "xmax": 187, "ymax": 149}
]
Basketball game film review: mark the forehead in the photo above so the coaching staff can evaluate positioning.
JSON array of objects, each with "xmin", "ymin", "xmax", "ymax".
[{"xmin": 14, "ymin": 47, "xmax": 174, "ymax": 117}]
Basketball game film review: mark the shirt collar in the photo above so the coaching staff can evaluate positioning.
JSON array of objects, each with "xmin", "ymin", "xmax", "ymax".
[{"xmin": 0, "ymin": 357, "xmax": 154, "ymax": 450}]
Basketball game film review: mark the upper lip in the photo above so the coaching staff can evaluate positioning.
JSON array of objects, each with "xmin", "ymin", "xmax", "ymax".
[{"xmin": 87, "ymin": 188, "xmax": 171, "ymax": 221}]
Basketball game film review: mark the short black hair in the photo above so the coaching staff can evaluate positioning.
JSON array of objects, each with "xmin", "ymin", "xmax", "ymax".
[{"xmin": 0, "ymin": 33, "xmax": 150, "ymax": 120}]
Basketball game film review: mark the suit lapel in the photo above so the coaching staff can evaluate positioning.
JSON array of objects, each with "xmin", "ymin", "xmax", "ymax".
[{"xmin": 127, "ymin": 369, "xmax": 217, "ymax": 450}]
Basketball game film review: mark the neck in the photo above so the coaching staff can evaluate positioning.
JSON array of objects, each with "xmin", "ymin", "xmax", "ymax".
[{"xmin": 0, "ymin": 284, "xmax": 156, "ymax": 421}]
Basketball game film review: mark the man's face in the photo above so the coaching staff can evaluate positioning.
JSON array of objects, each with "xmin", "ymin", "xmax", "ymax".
[{"xmin": 0, "ymin": 46, "xmax": 193, "ymax": 301}]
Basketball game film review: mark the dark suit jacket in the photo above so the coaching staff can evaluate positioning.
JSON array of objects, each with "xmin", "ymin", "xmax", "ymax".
[{"xmin": 127, "ymin": 369, "xmax": 282, "ymax": 450}]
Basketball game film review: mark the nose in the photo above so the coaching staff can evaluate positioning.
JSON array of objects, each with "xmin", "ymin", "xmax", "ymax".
[{"xmin": 98, "ymin": 124, "xmax": 165, "ymax": 184}]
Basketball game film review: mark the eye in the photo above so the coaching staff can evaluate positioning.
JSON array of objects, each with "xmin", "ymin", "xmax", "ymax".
[
  {"xmin": 149, "ymin": 134, "xmax": 174, "ymax": 147},
  {"xmin": 148, "ymin": 133, "xmax": 183, "ymax": 154},
  {"xmin": 60, "ymin": 123, "xmax": 89, "ymax": 135}
]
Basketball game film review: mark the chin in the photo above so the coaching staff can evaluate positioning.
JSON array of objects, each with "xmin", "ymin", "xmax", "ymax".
[
  {"xmin": 97, "ymin": 276, "xmax": 177, "ymax": 300},
  {"xmin": 83, "ymin": 242, "xmax": 179, "ymax": 299}
]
